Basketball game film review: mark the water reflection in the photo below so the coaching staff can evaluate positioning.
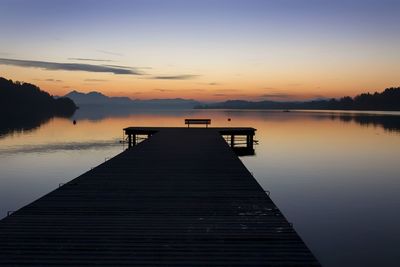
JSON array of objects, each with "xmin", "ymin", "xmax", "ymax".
[
  {"xmin": 2, "ymin": 109, "xmax": 400, "ymax": 139},
  {"xmin": 0, "ymin": 139, "xmax": 120, "ymax": 154},
  {"xmin": 0, "ymin": 114, "xmax": 52, "ymax": 138},
  {"xmin": 72, "ymin": 106, "xmax": 201, "ymax": 121},
  {"xmin": 334, "ymin": 114, "xmax": 400, "ymax": 132}
]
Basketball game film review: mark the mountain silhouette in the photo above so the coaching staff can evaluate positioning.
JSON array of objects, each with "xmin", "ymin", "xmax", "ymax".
[
  {"xmin": 65, "ymin": 90, "xmax": 132, "ymax": 106},
  {"xmin": 64, "ymin": 90, "xmax": 201, "ymax": 109}
]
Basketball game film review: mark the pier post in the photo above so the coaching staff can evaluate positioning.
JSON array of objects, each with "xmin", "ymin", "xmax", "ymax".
[
  {"xmin": 231, "ymin": 135, "xmax": 235, "ymax": 147},
  {"xmin": 246, "ymin": 134, "xmax": 253, "ymax": 149},
  {"xmin": 128, "ymin": 134, "xmax": 132, "ymax": 148}
]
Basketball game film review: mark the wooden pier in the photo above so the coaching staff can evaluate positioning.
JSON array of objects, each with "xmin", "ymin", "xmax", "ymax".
[
  {"xmin": 124, "ymin": 127, "xmax": 257, "ymax": 156},
  {"xmin": 0, "ymin": 127, "xmax": 319, "ymax": 266}
]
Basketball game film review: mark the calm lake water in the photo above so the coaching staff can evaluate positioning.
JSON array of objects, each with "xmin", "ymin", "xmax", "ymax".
[{"xmin": 1, "ymin": 108, "xmax": 400, "ymax": 266}]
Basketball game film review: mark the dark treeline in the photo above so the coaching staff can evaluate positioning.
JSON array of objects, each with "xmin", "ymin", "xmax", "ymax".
[
  {"xmin": 197, "ymin": 87, "xmax": 400, "ymax": 111},
  {"xmin": 0, "ymin": 77, "xmax": 77, "ymax": 117},
  {"xmin": 0, "ymin": 77, "xmax": 77, "ymax": 137}
]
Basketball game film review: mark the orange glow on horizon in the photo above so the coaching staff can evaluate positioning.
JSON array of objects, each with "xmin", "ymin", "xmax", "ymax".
[{"xmin": 1, "ymin": 64, "xmax": 399, "ymax": 102}]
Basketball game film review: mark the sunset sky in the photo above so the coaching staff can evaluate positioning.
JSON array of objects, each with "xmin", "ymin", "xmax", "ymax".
[{"xmin": 0, "ymin": 0, "xmax": 399, "ymax": 101}]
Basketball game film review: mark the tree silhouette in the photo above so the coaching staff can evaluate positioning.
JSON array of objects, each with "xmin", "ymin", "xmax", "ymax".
[
  {"xmin": 0, "ymin": 77, "xmax": 77, "ymax": 116},
  {"xmin": 0, "ymin": 77, "xmax": 77, "ymax": 137}
]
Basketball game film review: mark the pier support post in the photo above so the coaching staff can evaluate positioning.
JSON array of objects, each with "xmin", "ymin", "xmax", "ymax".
[
  {"xmin": 132, "ymin": 134, "xmax": 136, "ymax": 147},
  {"xmin": 231, "ymin": 135, "xmax": 235, "ymax": 147},
  {"xmin": 246, "ymin": 134, "xmax": 253, "ymax": 149},
  {"xmin": 128, "ymin": 134, "xmax": 132, "ymax": 148},
  {"xmin": 246, "ymin": 134, "xmax": 253, "ymax": 148}
]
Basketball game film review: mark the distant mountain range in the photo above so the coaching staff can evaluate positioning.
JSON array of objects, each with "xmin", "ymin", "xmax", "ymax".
[
  {"xmin": 196, "ymin": 87, "xmax": 400, "ymax": 111},
  {"xmin": 64, "ymin": 90, "xmax": 201, "ymax": 109}
]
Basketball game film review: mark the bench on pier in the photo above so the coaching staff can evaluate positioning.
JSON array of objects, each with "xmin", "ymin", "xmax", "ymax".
[{"xmin": 185, "ymin": 119, "xmax": 211, "ymax": 128}]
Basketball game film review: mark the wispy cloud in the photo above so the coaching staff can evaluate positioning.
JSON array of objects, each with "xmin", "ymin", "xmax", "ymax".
[
  {"xmin": 198, "ymin": 82, "xmax": 221, "ymax": 86},
  {"xmin": 34, "ymin": 78, "xmax": 63, "ymax": 82},
  {"xmin": 153, "ymin": 88, "xmax": 174, "ymax": 92},
  {"xmin": 68, "ymin": 58, "xmax": 114, "ymax": 62},
  {"xmin": 0, "ymin": 58, "xmax": 142, "ymax": 75},
  {"xmin": 97, "ymin": 50, "xmax": 123, "ymax": 56},
  {"xmin": 150, "ymin": 74, "xmax": 199, "ymax": 80},
  {"xmin": 84, "ymin": 79, "xmax": 108, "ymax": 82},
  {"xmin": 216, "ymin": 89, "xmax": 239, "ymax": 92},
  {"xmin": 45, "ymin": 78, "xmax": 62, "ymax": 82},
  {"xmin": 102, "ymin": 64, "xmax": 150, "ymax": 74},
  {"xmin": 102, "ymin": 64, "xmax": 142, "ymax": 70}
]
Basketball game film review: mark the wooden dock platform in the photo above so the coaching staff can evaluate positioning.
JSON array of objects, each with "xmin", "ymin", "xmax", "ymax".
[{"xmin": 0, "ymin": 127, "xmax": 319, "ymax": 266}]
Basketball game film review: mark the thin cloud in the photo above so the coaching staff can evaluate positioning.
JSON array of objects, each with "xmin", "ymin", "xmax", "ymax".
[
  {"xmin": 216, "ymin": 89, "xmax": 239, "ymax": 92},
  {"xmin": 34, "ymin": 78, "xmax": 62, "ymax": 82},
  {"xmin": 68, "ymin": 58, "xmax": 114, "ymax": 62},
  {"xmin": 102, "ymin": 64, "xmax": 150, "ymax": 74},
  {"xmin": 97, "ymin": 50, "xmax": 123, "ymax": 56},
  {"xmin": 153, "ymin": 88, "xmax": 174, "ymax": 92},
  {"xmin": 198, "ymin": 82, "xmax": 220, "ymax": 86},
  {"xmin": 0, "ymin": 58, "xmax": 142, "ymax": 75},
  {"xmin": 150, "ymin": 74, "xmax": 199, "ymax": 80},
  {"xmin": 103, "ymin": 64, "xmax": 139, "ymax": 70},
  {"xmin": 84, "ymin": 79, "xmax": 108, "ymax": 82},
  {"xmin": 133, "ymin": 92, "xmax": 144, "ymax": 94},
  {"xmin": 45, "ymin": 78, "xmax": 62, "ymax": 82}
]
